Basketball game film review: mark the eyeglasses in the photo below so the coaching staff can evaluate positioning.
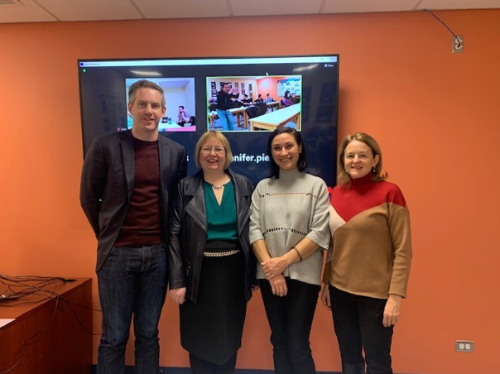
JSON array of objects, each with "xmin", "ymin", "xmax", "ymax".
[{"xmin": 200, "ymin": 147, "xmax": 225, "ymax": 155}]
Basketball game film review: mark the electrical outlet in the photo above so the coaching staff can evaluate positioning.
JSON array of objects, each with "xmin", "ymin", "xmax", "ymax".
[
  {"xmin": 452, "ymin": 36, "xmax": 464, "ymax": 53},
  {"xmin": 455, "ymin": 340, "xmax": 474, "ymax": 352}
]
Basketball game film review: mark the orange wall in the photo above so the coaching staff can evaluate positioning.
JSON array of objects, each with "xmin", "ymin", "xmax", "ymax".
[
  {"xmin": 256, "ymin": 76, "xmax": 288, "ymax": 101},
  {"xmin": 1, "ymin": 10, "xmax": 499, "ymax": 374}
]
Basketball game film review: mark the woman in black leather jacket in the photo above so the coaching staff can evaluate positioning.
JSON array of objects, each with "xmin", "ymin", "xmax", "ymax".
[{"xmin": 168, "ymin": 130, "xmax": 257, "ymax": 374}]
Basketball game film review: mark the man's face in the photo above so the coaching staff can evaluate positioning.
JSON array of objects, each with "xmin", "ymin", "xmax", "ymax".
[
  {"xmin": 128, "ymin": 88, "xmax": 166, "ymax": 140},
  {"xmin": 179, "ymin": 107, "xmax": 184, "ymax": 113},
  {"xmin": 222, "ymin": 85, "xmax": 229, "ymax": 93}
]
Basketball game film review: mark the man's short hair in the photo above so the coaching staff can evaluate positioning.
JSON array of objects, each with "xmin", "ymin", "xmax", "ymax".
[{"xmin": 129, "ymin": 80, "xmax": 165, "ymax": 108}]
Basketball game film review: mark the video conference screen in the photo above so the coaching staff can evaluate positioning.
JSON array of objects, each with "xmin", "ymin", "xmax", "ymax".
[{"xmin": 78, "ymin": 55, "xmax": 339, "ymax": 186}]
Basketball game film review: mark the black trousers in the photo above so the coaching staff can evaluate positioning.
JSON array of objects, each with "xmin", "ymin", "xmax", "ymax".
[
  {"xmin": 260, "ymin": 278, "xmax": 320, "ymax": 374},
  {"xmin": 189, "ymin": 353, "xmax": 237, "ymax": 374},
  {"xmin": 330, "ymin": 286, "xmax": 394, "ymax": 374}
]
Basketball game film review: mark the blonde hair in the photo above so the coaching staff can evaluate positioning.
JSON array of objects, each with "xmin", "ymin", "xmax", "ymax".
[
  {"xmin": 337, "ymin": 132, "xmax": 387, "ymax": 186},
  {"xmin": 195, "ymin": 131, "xmax": 233, "ymax": 170}
]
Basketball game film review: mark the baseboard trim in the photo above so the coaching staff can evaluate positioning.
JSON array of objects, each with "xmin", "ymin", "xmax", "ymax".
[
  {"xmin": 91, "ymin": 366, "xmax": 342, "ymax": 373},
  {"xmin": 91, "ymin": 365, "xmax": 417, "ymax": 373}
]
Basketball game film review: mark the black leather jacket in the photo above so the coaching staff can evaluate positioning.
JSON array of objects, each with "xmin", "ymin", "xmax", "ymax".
[{"xmin": 168, "ymin": 169, "xmax": 256, "ymax": 303}]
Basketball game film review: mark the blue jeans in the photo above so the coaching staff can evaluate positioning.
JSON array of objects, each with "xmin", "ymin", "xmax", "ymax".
[
  {"xmin": 97, "ymin": 244, "xmax": 168, "ymax": 374},
  {"xmin": 260, "ymin": 278, "xmax": 320, "ymax": 374},
  {"xmin": 216, "ymin": 109, "xmax": 235, "ymax": 130}
]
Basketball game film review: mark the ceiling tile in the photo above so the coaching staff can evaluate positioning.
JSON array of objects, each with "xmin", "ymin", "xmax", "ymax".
[
  {"xmin": 322, "ymin": 0, "xmax": 420, "ymax": 14},
  {"xmin": 231, "ymin": 0, "xmax": 323, "ymax": 17},
  {"xmin": 135, "ymin": 0, "xmax": 230, "ymax": 19},
  {"xmin": 35, "ymin": 0, "xmax": 142, "ymax": 21},
  {"xmin": 0, "ymin": 0, "xmax": 56, "ymax": 23},
  {"xmin": 418, "ymin": 0, "xmax": 500, "ymax": 10}
]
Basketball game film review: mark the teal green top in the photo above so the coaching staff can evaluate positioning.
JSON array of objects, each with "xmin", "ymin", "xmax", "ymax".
[{"xmin": 204, "ymin": 180, "xmax": 238, "ymax": 242}]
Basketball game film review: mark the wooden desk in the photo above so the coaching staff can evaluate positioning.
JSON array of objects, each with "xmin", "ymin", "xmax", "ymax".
[
  {"xmin": 208, "ymin": 107, "xmax": 249, "ymax": 129},
  {"xmin": 266, "ymin": 101, "xmax": 280, "ymax": 110},
  {"xmin": 249, "ymin": 104, "xmax": 301, "ymax": 131},
  {"xmin": 0, "ymin": 278, "xmax": 92, "ymax": 374}
]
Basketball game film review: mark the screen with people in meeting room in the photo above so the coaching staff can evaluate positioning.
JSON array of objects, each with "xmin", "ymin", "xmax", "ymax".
[
  {"xmin": 206, "ymin": 75, "xmax": 302, "ymax": 132},
  {"xmin": 78, "ymin": 55, "xmax": 339, "ymax": 186}
]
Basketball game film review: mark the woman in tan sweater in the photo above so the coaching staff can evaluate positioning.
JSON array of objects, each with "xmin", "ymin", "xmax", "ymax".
[{"xmin": 322, "ymin": 132, "xmax": 412, "ymax": 374}]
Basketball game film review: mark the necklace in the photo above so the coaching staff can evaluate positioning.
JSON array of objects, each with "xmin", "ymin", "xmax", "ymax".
[{"xmin": 212, "ymin": 184, "xmax": 224, "ymax": 190}]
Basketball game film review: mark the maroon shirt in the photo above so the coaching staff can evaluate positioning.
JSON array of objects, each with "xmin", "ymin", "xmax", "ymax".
[{"xmin": 114, "ymin": 137, "xmax": 162, "ymax": 247}]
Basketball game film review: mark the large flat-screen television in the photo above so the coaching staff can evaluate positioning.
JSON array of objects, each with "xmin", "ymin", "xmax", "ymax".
[{"xmin": 78, "ymin": 55, "xmax": 339, "ymax": 186}]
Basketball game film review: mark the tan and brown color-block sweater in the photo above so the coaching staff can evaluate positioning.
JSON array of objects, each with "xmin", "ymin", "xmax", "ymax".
[{"xmin": 324, "ymin": 173, "xmax": 412, "ymax": 299}]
